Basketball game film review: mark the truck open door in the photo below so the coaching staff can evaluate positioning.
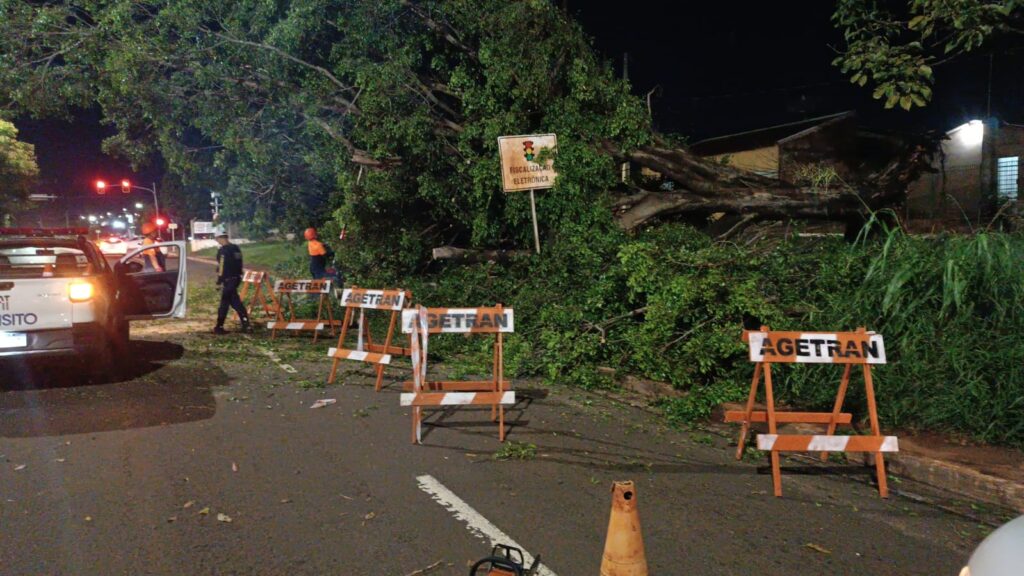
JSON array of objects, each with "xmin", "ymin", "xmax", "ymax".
[{"xmin": 117, "ymin": 241, "xmax": 188, "ymax": 319}]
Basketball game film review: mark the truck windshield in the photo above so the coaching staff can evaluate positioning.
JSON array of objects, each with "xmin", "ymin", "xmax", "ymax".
[{"xmin": 0, "ymin": 244, "xmax": 98, "ymax": 278}]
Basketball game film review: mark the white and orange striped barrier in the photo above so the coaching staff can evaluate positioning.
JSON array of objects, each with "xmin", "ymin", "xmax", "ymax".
[
  {"xmin": 239, "ymin": 270, "xmax": 280, "ymax": 319},
  {"xmin": 267, "ymin": 278, "xmax": 337, "ymax": 343},
  {"xmin": 402, "ymin": 305, "xmax": 515, "ymax": 444},
  {"xmin": 326, "ymin": 287, "xmax": 412, "ymax": 391},
  {"xmin": 726, "ymin": 325, "xmax": 897, "ymax": 498}
]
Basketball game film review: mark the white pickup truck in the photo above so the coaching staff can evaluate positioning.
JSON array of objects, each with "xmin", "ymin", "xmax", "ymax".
[{"xmin": 0, "ymin": 228, "xmax": 187, "ymax": 376}]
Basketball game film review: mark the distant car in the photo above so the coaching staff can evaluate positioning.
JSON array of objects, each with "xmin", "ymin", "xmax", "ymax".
[
  {"xmin": 97, "ymin": 235, "xmax": 128, "ymax": 255},
  {"xmin": 0, "ymin": 227, "xmax": 188, "ymax": 376}
]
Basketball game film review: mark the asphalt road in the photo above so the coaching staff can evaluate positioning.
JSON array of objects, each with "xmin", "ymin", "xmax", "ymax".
[{"xmin": 0, "ymin": 259, "xmax": 988, "ymax": 575}]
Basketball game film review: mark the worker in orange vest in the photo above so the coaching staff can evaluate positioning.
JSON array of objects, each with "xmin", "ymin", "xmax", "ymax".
[
  {"xmin": 304, "ymin": 227, "xmax": 334, "ymax": 280},
  {"xmin": 139, "ymin": 222, "xmax": 166, "ymax": 272}
]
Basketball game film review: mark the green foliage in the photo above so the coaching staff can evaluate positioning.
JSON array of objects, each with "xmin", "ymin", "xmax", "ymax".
[
  {"xmin": 493, "ymin": 441, "xmax": 537, "ymax": 461},
  {"xmin": 833, "ymin": 0, "xmax": 1022, "ymax": 109},
  {"xmin": 363, "ymin": 222, "xmax": 1024, "ymax": 448},
  {"xmin": 0, "ymin": 119, "xmax": 38, "ymax": 219},
  {"xmin": 0, "ymin": 0, "xmax": 648, "ymax": 263}
]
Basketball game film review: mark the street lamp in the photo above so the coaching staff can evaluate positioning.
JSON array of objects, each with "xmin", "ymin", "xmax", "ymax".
[{"xmin": 135, "ymin": 202, "xmax": 144, "ymax": 209}]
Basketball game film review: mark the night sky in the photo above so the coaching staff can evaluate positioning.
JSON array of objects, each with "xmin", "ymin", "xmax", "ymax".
[{"xmin": 15, "ymin": 1, "xmax": 1021, "ymax": 223}]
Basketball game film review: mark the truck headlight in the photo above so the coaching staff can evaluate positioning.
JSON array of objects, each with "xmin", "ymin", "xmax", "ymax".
[{"xmin": 68, "ymin": 281, "xmax": 95, "ymax": 302}]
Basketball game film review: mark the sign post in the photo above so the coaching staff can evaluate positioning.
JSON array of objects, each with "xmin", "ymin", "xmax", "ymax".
[{"xmin": 497, "ymin": 134, "xmax": 558, "ymax": 254}]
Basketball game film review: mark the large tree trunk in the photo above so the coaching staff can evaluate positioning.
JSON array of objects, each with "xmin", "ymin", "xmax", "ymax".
[
  {"xmin": 605, "ymin": 139, "xmax": 937, "ymax": 231},
  {"xmin": 431, "ymin": 245, "xmax": 530, "ymax": 263}
]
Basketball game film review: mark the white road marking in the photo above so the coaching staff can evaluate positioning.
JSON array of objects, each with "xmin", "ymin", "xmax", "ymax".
[
  {"xmin": 258, "ymin": 346, "xmax": 297, "ymax": 374},
  {"xmin": 416, "ymin": 474, "xmax": 558, "ymax": 576}
]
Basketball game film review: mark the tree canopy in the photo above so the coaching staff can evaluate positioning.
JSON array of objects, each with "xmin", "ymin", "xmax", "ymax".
[
  {"xmin": 0, "ymin": 118, "xmax": 39, "ymax": 218},
  {"xmin": 0, "ymin": 0, "xmax": 934, "ymax": 276},
  {"xmin": 833, "ymin": 0, "xmax": 1023, "ymax": 110}
]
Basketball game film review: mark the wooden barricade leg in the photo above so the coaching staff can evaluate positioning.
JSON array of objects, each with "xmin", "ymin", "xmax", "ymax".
[
  {"xmin": 735, "ymin": 362, "xmax": 764, "ymax": 460},
  {"xmin": 271, "ymin": 293, "xmax": 291, "ymax": 340},
  {"xmin": 328, "ymin": 306, "xmax": 354, "ymax": 384},
  {"xmin": 863, "ymin": 363, "xmax": 889, "ymax": 498},
  {"xmin": 264, "ymin": 278, "xmax": 281, "ymax": 317},
  {"xmin": 374, "ymin": 310, "xmax": 399, "ymax": 392},
  {"xmin": 313, "ymin": 294, "xmax": 326, "ymax": 343},
  {"xmin": 821, "ymin": 363, "xmax": 853, "ymax": 461},
  {"xmin": 327, "ymin": 294, "xmax": 337, "ymax": 337},
  {"xmin": 497, "ymin": 329, "xmax": 505, "ymax": 441},
  {"xmin": 763, "ymin": 361, "xmax": 783, "ymax": 497},
  {"xmin": 251, "ymin": 279, "xmax": 270, "ymax": 318},
  {"xmin": 246, "ymin": 282, "xmax": 258, "ymax": 317}
]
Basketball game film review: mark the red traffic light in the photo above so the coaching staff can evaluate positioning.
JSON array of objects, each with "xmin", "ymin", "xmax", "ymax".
[
  {"xmin": 154, "ymin": 217, "xmax": 167, "ymax": 227},
  {"xmin": 95, "ymin": 180, "xmax": 107, "ymax": 194},
  {"xmin": 121, "ymin": 179, "xmax": 131, "ymax": 194}
]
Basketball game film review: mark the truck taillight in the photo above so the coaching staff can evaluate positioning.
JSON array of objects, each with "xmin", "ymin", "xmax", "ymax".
[{"xmin": 68, "ymin": 281, "xmax": 94, "ymax": 302}]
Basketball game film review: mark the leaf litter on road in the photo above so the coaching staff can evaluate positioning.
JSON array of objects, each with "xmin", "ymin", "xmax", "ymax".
[
  {"xmin": 805, "ymin": 543, "xmax": 832, "ymax": 554},
  {"xmin": 310, "ymin": 398, "xmax": 336, "ymax": 409},
  {"xmin": 217, "ymin": 513, "xmax": 232, "ymax": 523}
]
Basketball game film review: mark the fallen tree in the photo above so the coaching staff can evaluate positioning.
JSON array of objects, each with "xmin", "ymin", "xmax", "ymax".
[
  {"xmin": 607, "ymin": 138, "xmax": 937, "ymax": 231},
  {"xmin": 0, "ymin": 0, "xmax": 935, "ymax": 260}
]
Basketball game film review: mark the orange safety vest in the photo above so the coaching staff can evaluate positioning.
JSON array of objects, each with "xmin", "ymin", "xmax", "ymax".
[
  {"xmin": 142, "ymin": 237, "xmax": 165, "ymax": 271},
  {"xmin": 307, "ymin": 239, "xmax": 327, "ymax": 257}
]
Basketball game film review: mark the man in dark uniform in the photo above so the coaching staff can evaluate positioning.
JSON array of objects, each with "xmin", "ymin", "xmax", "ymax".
[{"xmin": 213, "ymin": 231, "xmax": 251, "ymax": 334}]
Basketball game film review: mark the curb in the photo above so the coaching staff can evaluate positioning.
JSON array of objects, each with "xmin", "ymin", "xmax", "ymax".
[
  {"xmin": 860, "ymin": 451, "xmax": 1024, "ymax": 513},
  {"xmin": 186, "ymin": 255, "xmax": 218, "ymax": 266},
  {"xmin": 608, "ymin": 376, "xmax": 1024, "ymax": 514},
  {"xmin": 186, "ymin": 255, "xmax": 272, "ymax": 273}
]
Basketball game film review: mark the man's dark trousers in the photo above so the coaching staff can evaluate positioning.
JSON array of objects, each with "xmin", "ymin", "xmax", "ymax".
[{"xmin": 217, "ymin": 276, "xmax": 249, "ymax": 327}]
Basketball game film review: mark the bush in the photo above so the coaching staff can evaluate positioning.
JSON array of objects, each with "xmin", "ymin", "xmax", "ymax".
[{"xmin": 340, "ymin": 221, "xmax": 1024, "ymax": 447}]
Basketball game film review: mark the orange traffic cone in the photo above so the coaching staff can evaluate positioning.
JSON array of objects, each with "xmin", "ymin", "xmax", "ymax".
[{"xmin": 600, "ymin": 481, "xmax": 648, "ymax": 576}]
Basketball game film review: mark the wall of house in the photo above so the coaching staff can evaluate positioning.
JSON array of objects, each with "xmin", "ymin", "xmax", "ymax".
[
  {"xmin": 906, "ymin": 121, "xmax": 986, "ymax": 226},
  {"xmin": 710, "ymin": 146, "xmax": 778, "ymax": 177},
  {"xmin": 906, "ymin": 121, "xmax": 1024, "ymax": 228},
  {"xmin": 992, "ymin": 124, "xmax": 1024, "ymax": 202},
  {"xmin": 777, "ymin": 118, "xmax": 860, "ymax": 183}
]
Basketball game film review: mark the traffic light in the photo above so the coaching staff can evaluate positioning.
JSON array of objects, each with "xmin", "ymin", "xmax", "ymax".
[
  {"xmin": 121, "ymin": 179, "xmax": 131, "ymax": 194},
  {"xmin": 95, "ymin": 180, "xmax": 107, "ymax": 194},
  {"xmin": 154, "ymin": 217, "xmax": 167, "ymax": 227}
]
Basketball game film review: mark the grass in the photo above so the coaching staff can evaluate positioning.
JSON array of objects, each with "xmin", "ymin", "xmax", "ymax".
[{"xmin": 193, "ymin": 241, "xmax": 305, "ymax": 272}]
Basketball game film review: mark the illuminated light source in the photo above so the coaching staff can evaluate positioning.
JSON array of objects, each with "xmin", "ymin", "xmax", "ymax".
[
  {"xmin": 155, "ymin": 217, "xmax": 167, "ymax": 227},
  {"xmin": 68, "ymin": 281, "xmax": 94, "ymax": 302},
  {"xmin": 87, "ymin": 215, "xmax": 97, "ymax": 222},
  {"xmin": 121, "ymin": 179, "xmax": 131, "ymax": 194},
  {"xmin": 135, "ymin": 202, "xmax": 144, "ymax": 209},
  {"xmin": 111, "ymin": 221, "xmax": 126, "ymax": 229},
  {"xmin": 95, "ymin": 180, "xmax": 107, "ymax": 194},
  {"xmin": 956, "ymin": 119, "xmax": 985, "ymax": 147}
]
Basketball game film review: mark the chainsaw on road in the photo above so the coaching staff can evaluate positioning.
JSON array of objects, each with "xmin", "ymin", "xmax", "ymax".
[{"xmin": 468, "ymin": 544, "xmax": 540, "ymax": 576}]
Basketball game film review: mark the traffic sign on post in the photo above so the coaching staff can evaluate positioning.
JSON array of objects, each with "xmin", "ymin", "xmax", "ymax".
[{"xmin": 497, "ymin": 134, "xmax": 558, "ymax": 254}]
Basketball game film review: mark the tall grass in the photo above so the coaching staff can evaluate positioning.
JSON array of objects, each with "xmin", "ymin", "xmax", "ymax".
[{"xmin": 784, "ymin": 229, "xmax": 1024, "ymax": 446}]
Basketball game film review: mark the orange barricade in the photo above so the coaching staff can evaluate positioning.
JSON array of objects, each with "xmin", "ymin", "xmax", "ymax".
[
  {"xmin": 266, "ymin": 279, "xmax": 337, "ymax": 343},
  {"xmin": 238, "ymin": 270, "xmax": 280, "ymax": 319},
  {"xmin": 726, "ymin": 325, "xmax": 897, "ymax": 497},
  {"xmin": 401, "ymin": 305, "xmax": 516, "ymax": 444},
  {"xmin": 326, "ymin": 286, "xmax": 412, "ymax": 391}
]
